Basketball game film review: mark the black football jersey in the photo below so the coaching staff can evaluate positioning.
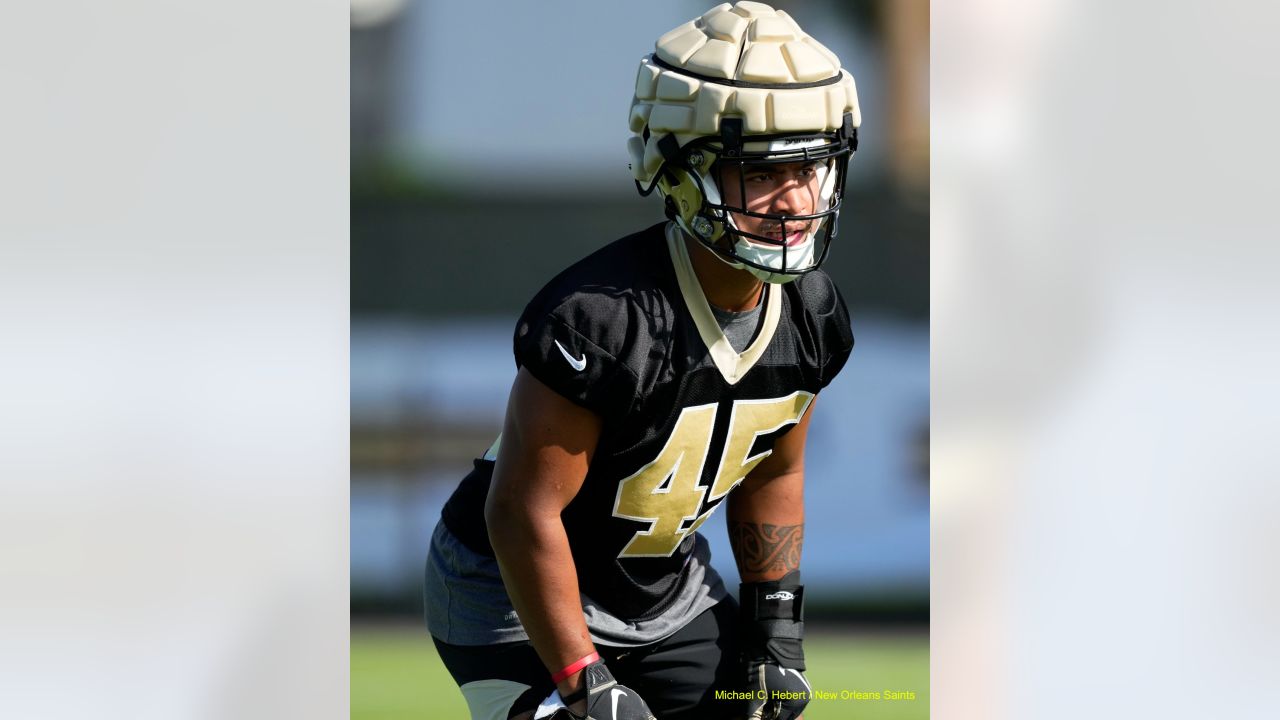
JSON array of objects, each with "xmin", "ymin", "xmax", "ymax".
[{"xmin": 441, "ymin": 221, "xmax": 853, "ymax": 620}]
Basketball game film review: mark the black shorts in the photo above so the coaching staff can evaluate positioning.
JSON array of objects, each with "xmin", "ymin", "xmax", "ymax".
[{"xmin": 433, "ymin": 599, "xmax": 743, "ymax": 720}]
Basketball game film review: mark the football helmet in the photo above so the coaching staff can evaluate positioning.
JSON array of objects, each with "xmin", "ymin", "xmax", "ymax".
[{"xmin": 628, "ymin": 1, "xmax": 861, "ymax": 284}]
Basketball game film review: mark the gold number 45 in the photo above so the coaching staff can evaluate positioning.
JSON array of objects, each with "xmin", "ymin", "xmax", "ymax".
[{"xmin": 611, "ymin": 391, "xmax": 814, "ymax": 558}]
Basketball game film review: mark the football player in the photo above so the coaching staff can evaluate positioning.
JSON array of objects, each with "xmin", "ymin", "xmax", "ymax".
[{"xmin": 423, "ymin": 3, "xmax": 860, "ymax": 719}]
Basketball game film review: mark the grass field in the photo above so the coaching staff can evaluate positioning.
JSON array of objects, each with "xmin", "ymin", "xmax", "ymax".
[{"xmin": 352, "ymin": 624, "xmax": 928, "ymax": 719}]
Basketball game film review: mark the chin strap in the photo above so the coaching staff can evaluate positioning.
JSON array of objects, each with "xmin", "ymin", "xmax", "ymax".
[{"xmin": 739, "ymin": 570, "xmax": 806, "ymax": 670}]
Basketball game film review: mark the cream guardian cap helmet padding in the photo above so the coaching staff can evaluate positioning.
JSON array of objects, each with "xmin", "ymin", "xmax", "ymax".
[{"xmin": 628, "ymin": 1, "xmax": 861, "ymax": 284}]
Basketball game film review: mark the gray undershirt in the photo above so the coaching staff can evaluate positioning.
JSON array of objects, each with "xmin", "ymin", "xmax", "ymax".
[
  {"xmin": 424, "ymin": 521, "xmax": 728, "ymax": 647},
  {"xmin": 710, "ymin": 289, "xmax": 766, "ymax": 353}
]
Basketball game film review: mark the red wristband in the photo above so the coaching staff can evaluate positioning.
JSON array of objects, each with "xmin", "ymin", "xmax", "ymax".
[{"xmin": 551, "ymin": 651, "xmax": 600, "ymax": 684}]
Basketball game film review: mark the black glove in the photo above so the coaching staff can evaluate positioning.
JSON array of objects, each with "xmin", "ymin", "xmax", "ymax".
[
  {"xmin": 539, "ymin": 659, "xmax": 656, "ymax": 720},
  {"xmin": 741, "ymin": 571, "xmax": 811, "ymax": 720}
]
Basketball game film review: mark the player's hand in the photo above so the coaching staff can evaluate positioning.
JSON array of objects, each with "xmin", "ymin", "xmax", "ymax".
[
  {"xmin": 740, "ymin": 571, "xmax": 811, "ymax": 720},
  {"xmin": 743, "ymin": 658, "xmax": 812, "ymax": 720},
  {"xmin": 535, "ymin": 659, "xmax": 656, "ymax": 720}
]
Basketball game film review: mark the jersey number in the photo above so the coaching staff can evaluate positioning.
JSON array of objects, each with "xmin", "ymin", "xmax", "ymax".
[{"xmin": 611, "ymin": 392, "xmax": 814, "ymax": 558}]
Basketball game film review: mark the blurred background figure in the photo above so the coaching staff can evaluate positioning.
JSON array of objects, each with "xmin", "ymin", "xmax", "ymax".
[{"xmin": 351, "ymin": 0, "xmax": 928, "ymax": 715}]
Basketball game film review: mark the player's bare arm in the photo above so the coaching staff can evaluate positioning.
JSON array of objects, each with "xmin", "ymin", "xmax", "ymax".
[
  {"xmin": 485, "ymin": 367, "xmax": 600, "ymax": 710},
  {"xmin": 728, "ymin": 398, "xmax": 812, "ymax": 582},
  {"xmin": 728, "ymin": 399, "xmax": 815, "ymax": 720}
]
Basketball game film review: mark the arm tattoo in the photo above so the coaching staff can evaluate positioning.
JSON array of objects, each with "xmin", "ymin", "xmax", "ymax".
[{"xmin": 728, "ymin": 521, "xmax": 803, "ymax": 574}]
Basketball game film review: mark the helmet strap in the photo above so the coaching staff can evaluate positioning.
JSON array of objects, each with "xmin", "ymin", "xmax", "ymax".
[{"xmin": 719, "ymin": 117, "xmax": 744, "ymax": 158}]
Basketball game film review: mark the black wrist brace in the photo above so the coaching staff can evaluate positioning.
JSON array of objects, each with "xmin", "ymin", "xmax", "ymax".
[{"xmin": 739, "ymin": 570, "xmax": 806, "ymax": 670}]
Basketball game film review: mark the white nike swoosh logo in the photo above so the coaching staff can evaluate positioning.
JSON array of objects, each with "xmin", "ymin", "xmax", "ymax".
[
  {"xmin": 782, "ymin": 668, "xmax": 812, "ymax": 693},
  {"xmin": 554, "ymin": 339, "xmax": 587, "ymax": 371},
  {"xmin": 610, "ymin": 687, "xmax": 627, "ymax": 719}
]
